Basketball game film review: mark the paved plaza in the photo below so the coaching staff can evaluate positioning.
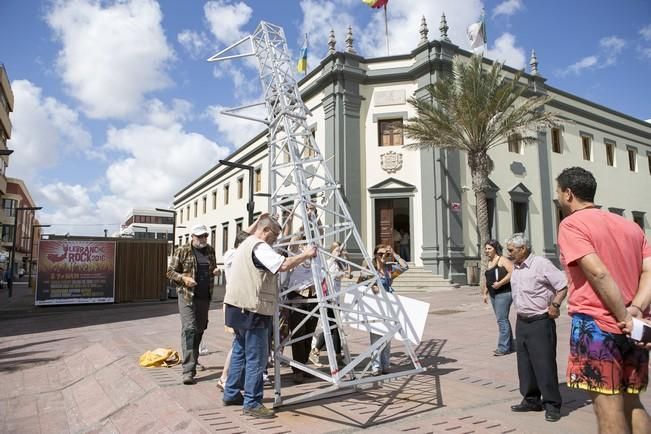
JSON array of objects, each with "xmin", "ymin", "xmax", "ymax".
[{"xmin": 1, "ymin": 281, "xmax": 649, "ymax": 433}]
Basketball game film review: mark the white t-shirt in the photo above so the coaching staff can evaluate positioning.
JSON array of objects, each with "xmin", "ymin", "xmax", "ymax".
[
  {"xmin": 252, "ymin": 241, "xmax": 284, "ymax": 274},
  {"xmin": 223, "ymin": 248, "xmax": 236, "ymax": 282}
]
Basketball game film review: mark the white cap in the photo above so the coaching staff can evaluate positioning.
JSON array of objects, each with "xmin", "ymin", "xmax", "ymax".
[{"xmin": 191, "ymin": 224, "xmax": 209, "ymax": 236}]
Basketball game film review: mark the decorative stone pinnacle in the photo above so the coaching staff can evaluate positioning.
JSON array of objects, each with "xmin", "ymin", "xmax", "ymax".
[
  {"xmin": 530, "ymin": 49, "xmax": 539, "ymax": 75},
  {"xmin": 440, "ymin": 13, "xmax": 450, "ymax": 42},
  {"xmin": 328, "ymin": 29, "xmax": 336, "ymax": 55},
  {"xmin": 419, "ymin": 16, "xmax": 429, "ymax": 45},
  {"xmin": 345, "ymin": 26, "xmax": 356, "ymax": 53}
]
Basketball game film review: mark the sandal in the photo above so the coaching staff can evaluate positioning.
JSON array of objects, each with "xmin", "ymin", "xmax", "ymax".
[{"xmin": 216, "ymin": 378, "xmax": 226, "ymax": 391}]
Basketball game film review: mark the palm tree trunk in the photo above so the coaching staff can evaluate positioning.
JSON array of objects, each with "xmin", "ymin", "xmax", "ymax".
[{"xmin": 471, "ymin": 165, "xmax": 491, "ymax": 290}]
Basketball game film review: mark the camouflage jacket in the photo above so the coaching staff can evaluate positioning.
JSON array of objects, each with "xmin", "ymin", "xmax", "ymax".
[{"xmin": 166, "ymin": 243, "xmax": 217, "ymax": 305}]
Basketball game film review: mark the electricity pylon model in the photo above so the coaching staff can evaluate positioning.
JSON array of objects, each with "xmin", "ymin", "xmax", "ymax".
[{"xmin": 208, "ymin": 21, "xmax": 425, "ymax": 407}]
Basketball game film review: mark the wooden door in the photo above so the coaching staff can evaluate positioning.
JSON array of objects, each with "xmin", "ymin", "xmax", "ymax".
[{"xmin": 376, "ymin": 199, "xmax": 394, "ymax": 247}]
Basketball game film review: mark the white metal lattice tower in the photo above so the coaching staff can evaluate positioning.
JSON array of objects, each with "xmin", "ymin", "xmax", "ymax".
[{"xmin": 209, "ymin": 21, "xmax": 425, "ymax": 407}]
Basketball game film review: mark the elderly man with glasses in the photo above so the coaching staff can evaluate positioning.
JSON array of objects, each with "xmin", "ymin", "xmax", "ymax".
[
  {"xmin": 222, "ymin": 213, "xmax": 316, "ymax": 419},
  {"xmin": 506, "ymin": 233, "xmax": 568, "ymax": 423},
  {"xmin": 167, "ymin": 224, "xmax": 219, "ymax": 385}
]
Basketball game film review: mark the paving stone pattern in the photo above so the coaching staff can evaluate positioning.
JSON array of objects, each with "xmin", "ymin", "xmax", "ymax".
[{"xmin": 1, "ymin": 281, "xmax": 649, "ymax": 433}]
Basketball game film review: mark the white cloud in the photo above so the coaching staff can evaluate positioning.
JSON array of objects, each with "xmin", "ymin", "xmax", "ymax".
[
  {"xmin": 600, "ymin": 35, "xmax": 626, "ymax": 65},
  {"xmin": 177, "ymin": 29, "xmax": 210, "ymax": 58},
  {"xmin": 640, "ymin": 24, "xmax": 651, "ymax": 41},
  {"xmin": 206, "ymin": 103, "xmax": 266, "ymax": 148},
  {"xmin": 142, "ymin": 98, "xmax": 193, "ymax": 127},
  {"xmin": 103, "ymin": 121, "xmax": 231, "ymax": 206},
  {"xmin": 211, "ymin": 63, "xmax": 260, "ymax": 100},
  {"xmin": 46, "ymin": 0, "xmax": 174, "ymax": 119},
  {"xmin": 492, "ymin": 0, "xmax": 523, "ymax": 18},
  {"xmin": 204, "ymin": 0, "xmax": 253, "ymax": 45},
  {"xmin": 486, "ymin": 32, "xmax": 526, "ymax": 69},
  {"xmin": 566, "ymin": 55, "xmax": 598, "ymax": 75},
  {"xmin": 6, "ymin": 80, "xmax": 92, "ymax": 182},
  {"xmin": 640, "ymin": 47, "xmax": 651, "ymax": 60}
]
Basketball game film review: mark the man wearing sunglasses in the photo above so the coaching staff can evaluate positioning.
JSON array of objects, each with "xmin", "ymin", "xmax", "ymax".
[{"xmin": 167, "ymin": 224, "xmax": 219, "ymax": 386}]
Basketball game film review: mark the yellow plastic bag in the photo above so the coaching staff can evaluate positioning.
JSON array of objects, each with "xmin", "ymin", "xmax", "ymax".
[{"xmin": 139, "ymin": 347, "xmax": 181, "ymax": 368}]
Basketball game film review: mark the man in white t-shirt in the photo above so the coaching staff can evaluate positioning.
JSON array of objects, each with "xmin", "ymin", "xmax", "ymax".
[{"xmin": 222, "ymin": 214, "xmax": 316, "ymax": 419}]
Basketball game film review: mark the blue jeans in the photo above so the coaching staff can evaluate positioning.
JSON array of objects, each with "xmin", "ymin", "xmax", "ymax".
[
  {"xmin": 370, "ymin": 332, "xmax": 391, "ymax": 372},
  {"xmin": 223, "ymin": 326, "xmax": 268, "ymax": 409},
  {"xmin": 490, "ymin": 291, "xmax": 514, "ymax": 353}
]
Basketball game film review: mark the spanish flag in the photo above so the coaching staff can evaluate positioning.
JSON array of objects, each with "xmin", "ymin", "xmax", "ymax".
[
  {"xmin": 363, "ymin": 0, "xmax": 388, "ymax": 8},
  {"xmin": 297, "ymin": 34, "xmax": 308, "ymax": 73}
]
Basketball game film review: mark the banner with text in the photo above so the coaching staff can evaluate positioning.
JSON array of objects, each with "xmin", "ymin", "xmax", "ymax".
[{"xmin": 35, "ymin": 240, "xmax": 116, "ymax": 305}]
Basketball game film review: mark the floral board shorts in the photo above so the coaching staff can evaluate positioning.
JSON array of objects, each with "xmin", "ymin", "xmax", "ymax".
[{"xmin": 567, "ymin": 313, "xmax": 649, "ymax": 395}]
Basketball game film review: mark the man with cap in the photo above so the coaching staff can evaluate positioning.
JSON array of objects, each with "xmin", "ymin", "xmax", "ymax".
[{"xmin": 167, "ymin": 224, "xmax": 218, "ymax": 385}]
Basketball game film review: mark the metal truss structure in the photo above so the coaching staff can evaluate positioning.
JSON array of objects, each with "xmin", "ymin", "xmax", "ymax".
[{"xmin": 208, "ymin": 21, "xmax": 424, "ymax": 407}]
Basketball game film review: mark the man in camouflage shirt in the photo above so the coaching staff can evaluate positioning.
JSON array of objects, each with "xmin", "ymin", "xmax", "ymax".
[{"xmin": 167, "ymin": 224, "xmax": 218, "ymax": 384}]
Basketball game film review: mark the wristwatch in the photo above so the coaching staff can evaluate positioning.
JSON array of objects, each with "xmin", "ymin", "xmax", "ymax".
[{"xmin": 551, "ymin": 302, "xmax": 561, "ymax": 309}]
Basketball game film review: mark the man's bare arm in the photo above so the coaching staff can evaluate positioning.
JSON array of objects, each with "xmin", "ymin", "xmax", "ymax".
[{"xmin": 577, "ymin": 252, "xmax": 630, "ymax": 323}]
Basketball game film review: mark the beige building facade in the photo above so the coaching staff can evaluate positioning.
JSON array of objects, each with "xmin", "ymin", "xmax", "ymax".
[{"xmin": 173, "ymin": 26, "xmax": 651, "ymax": 284}]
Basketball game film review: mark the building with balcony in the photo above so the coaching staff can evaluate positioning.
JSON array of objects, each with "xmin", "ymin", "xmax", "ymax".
[
  {"xmin": 0, "ymin": 64, "xmax": 14, "ymax": 202},
  {"xmin": 2, "ymin": 178, "xmax": 38, "ymax": 272},
  {"xmin": 172, "ymin": 20, "xmax": 651, "ymax": 284},
  {"xmin": 120, "ymin": 208, "xmax": 175, "ymax": 242}
]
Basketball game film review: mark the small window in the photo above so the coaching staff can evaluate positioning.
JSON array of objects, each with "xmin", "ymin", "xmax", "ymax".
[
  {"xmin": 486, "ymin": 197, "xmax": 496, "ymax": 238},
  {"xmin": 236, "ymin": 220, "xmax": 243, "ymax": 234},
  {"xmin": 648, "ymin": 153, "xmax": 651, "ymax": 175},
  {"xmin": 551, "ymin": 128, "xmax": 561, "ymax": 154},
  {"xmin": 224, "ymin": 185, "xmax": 230, "ymax": 205},
  {"xmin": 255, "ymin": 168, "xmax": 262, "ymax": 192},
  {"xmin": 237, "ymin": 177, "xmax": 244, "ymax": 199},
  {"xmin": 179, "ymin": 209, "xmax": 183, "ymax": 224},
  {"xmin": 608, "ymin": 207, "xmax": 624, "ymax": 216},
  {"xmin": 378, "ymin": 119, "xmax": 403, "ymax": 147},
  {"xmin": 633, "ymin": 212, "xmax": 645, "ymax": 230},
  {"xmin": 508, "ymin": 133, "xmax": 522, "ymax": 154},
  {"xmin": 222, "ymin": 224, "xmax": 229, "ymax": 254},
  {"xmin": 605, "ymin": 142, "xmax": 615, "ymax": 167},
  {"xmin": 581, "ymin": 136, "xmax": 592, "ymax": 161},
  {"xmin": 512, "ymin": 201, "xmax": 528, "ymax": 233},
  {"xmin": 211, "ymin": 227, "xmax": 216, "ymax": 248},
  {"xmin": 186, "ymin": 205, "xmax": 190, "ymax": 221},
  {"xmin": 212, "ymin": 191, "xmax": 217, "ymax": 209},
  {"xmin": 194, "ymin": 201, "xmax": 198, "ymax": 217},
  {"xmin": 202, "ymin": 196, "xmax": 207, "ymax": 214},
  {"xmin": 628, "ymin": 147, "xmax": 637, "ymax": 172}
]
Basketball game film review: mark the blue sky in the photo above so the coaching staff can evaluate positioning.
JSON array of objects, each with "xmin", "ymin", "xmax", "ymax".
[{"xmin": 1, "ymin": 0, "xmax": 650, "ymax": 236}]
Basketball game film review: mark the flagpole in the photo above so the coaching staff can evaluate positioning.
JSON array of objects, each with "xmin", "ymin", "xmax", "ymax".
[
  {"xmin": 304, "ymin": 32, "xmax": 308, "ymax": 76},
  {"xmin": 384, "ymin": 4, "xmax": 389, "ymax": 56}
]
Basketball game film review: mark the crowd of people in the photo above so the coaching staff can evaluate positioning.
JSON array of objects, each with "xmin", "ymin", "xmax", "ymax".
[{"xmin": 166, "ymin": 167, "xmax": 651, "ymax": 430}]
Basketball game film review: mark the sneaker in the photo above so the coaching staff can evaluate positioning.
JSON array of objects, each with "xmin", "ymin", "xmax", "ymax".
[
  {"xmin": 216, "ymin": 378, "xmax": 226, "ymax": 391},
  {"xmin": 262, "ymin": 373, "xmax": 272, "ymax": 386},
  {"xmin": 243, "ymin": 404, "xmax": 275, "ymax": 419},
  {"xmin": 196, "ymin": 363, "xmax": 206, "ymax": 371},
  {"xmin": 371, "ymin": 370, "xmax": 381, "ymax": 377},
  {"xmin": 182, "ymin": 374, "xmax": 196, "ymax": 385},
  {"xmin": 309, "ymin": 349, "xmax": 323, "ymax": 367}
]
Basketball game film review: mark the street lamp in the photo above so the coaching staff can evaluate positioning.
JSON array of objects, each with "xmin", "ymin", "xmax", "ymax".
[
  {"xmin": 28, "ymin": 224, "xmax": 50, "ymax": 288},
  {"xmin": 219, "ymin": 160, "xmax": 255, "ymax": 225},
  {"xmin": 9, "ymin": 206, "xmax": 42, "ymax": 297}
]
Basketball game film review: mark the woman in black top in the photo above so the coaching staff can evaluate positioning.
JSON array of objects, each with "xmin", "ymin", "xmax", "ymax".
[{"xmin": 481, "ymin": 240, "xmax": 514, "ymax": 356}]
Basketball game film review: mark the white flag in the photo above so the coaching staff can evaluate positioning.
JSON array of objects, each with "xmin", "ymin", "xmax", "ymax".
[{"xmin": 467, "ymin": 19, "xmax": 486, "ymax": 51}]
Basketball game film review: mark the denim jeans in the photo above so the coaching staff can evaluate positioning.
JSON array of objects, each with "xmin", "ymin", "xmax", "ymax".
[
  {"xmin": 490, "ymin": 291, "xmax": 514, "ymax": 353},
  {"xmin": 370, "ymin": 332, "xmax": 391, "ymax": 372},
  {"xmin": 223, "ymin": 326, "xmax": 268, "ymax": 409}
]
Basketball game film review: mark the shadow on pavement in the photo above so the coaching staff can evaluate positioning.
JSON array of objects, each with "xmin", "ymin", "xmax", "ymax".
[
  {"xmin": 280, "ymin": 337, "xmax": 451, "ymax": 430},
  {"xmin": 0, "ymin": 337, "xmax": 72, "ymax": 372},
  {"xmin": 559, "ymin": 382, "xmax": 592, "ymax": 416}
]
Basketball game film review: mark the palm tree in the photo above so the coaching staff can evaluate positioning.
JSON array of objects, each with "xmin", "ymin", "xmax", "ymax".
[{"xmin": 403, "ymin": 54, "xmax": 562, "ymax": 277}]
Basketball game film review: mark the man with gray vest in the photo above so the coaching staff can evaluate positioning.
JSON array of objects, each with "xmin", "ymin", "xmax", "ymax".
[{"xmin": 222, "ymin": 213, "xmax": 316, "ymax": 419}]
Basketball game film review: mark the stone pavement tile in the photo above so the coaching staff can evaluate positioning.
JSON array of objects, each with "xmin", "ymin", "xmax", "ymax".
[
  {"xmin": 69, "ymin": 377, "xmax": 118, "ymax": 426},
  {"xmin": 64, "ymin": 352, "xmax": 96, "ymax": 383},
  {"xmin": 22, "ymin": 365, "xmax": 52, "ymax": 396},
  {"xmin": 36, "ymin": 391, "xmax": 67, "ymax": 414},
  {"xmin": 95, "ymin": 357, "xmax": 146, "ymax": 408},
  {"xmin": 62, "ymin": 384, "xmax": 85, "ymax": 433},
  {"xmin": 0, "ymin": 398, "xmax": 7, "ymax": 425},
  {"xmin": 109, "ymin": 402, "xmax": 159, "ymax": 433},
  {"xmin": 39, "ymin": 410, "xmax": 70, "ymax": 434},
  {"xmin": 6, "ymin": 394, "xmax": 38, "ymax": 419},
  {"xmin": 83, "ymin": 343, "xmax": 124, "ymax": 371},
  {"xmin": 48, "ymin": 361, "xmax": 75, "ymax": 390},
  {"xmin": 0, "ymin": 370, "xmax": 23, "ymax": 400},
  {"xmin": 4, "ymin": 415, "xmax": 42, "ymax": 434},
  {"xmin": 137, "ymin": 387, "xmax": 203, "ymax": 431}
]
